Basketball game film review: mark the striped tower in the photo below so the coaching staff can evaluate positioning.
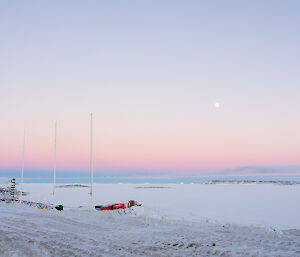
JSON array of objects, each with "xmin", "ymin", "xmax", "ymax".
[{"xmin": 10, "ymin": 178, "xmax": 16, "ymax": 201}]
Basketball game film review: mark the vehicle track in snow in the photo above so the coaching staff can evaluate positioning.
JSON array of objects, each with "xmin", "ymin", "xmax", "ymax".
[{"xmin": 1, "ymin": 203, "xmax": 300, "ymax": 257}]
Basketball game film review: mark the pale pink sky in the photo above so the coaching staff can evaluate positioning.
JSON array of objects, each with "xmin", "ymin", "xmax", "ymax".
[{"xmin": 1, "ymin": 1, "xmax": 300, "ymax": 175}]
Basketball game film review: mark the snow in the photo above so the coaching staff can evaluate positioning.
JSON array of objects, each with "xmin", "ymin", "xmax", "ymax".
[
  {"xmin": 21, "ymin": 183, "xmax": 300, "ymax": 229},
  {"xmin": 1, "ymin": 183, "xmax": 300, "ymax": 256}
]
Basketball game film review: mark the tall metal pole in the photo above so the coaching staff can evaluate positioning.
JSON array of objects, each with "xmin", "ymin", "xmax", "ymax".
[
  {"xmin": 90, "ymin": 113, "xmax": 93, "ymax": 201},
  {"xmin": 53, "ymin": 121, "xmax": 57, "ymax": 196},
  {"xmin": 21, "ymin": 129, "xmax": 25, "ymax": 184}
]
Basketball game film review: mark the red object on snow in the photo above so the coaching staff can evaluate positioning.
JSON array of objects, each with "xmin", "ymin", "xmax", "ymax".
[
  {"xmin": 113, "ymin": 203, "xmax": 125, "ymax": 210},
  {"xmin": 128, "ymin": 200, "xmax": 136, "ymax": 207},
  {"xmin": 97, "ymin": 205, "xmax": 114, "ymax": 211},
  {"xmin": 95, "ymin": 200, "xmax": 141, "ymax": 211}
]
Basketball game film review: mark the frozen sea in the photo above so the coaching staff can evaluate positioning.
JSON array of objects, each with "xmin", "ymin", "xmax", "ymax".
[
  {"xmin": 1, "ymin": 173, "xmax": 300, "ymax": 184},
  {"xmin": 1, "ymin": 179, "xmax": 300, "ymax": 256}
]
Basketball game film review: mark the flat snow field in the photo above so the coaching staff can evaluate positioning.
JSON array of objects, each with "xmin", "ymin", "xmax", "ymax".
[{"xmin": 1, "ymin": 183, "xmax": 300, "ymax": 257}]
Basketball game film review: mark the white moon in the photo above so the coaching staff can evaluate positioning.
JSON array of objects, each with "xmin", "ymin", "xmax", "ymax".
[{"xmin": 214, "ymin": 102, "xmax": 220, "ymax": 108}]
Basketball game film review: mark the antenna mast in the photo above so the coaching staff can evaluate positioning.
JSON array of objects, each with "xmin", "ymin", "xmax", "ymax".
[
  {"xmin": 21, "ymin": 129, "xmax": 25, "ymax": 184},
  {"xmin": 53, "ymin": 121, "xmax": 57, "ymax": 196},
  {"xmin": 90, "ymin": 113, "xmax": 94, "ymax": 200}
]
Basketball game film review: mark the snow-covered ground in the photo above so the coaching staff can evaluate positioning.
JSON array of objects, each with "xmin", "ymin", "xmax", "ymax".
[{"xmin": 1, "ymin": 183, "xmax": 300, "ymax": 256}]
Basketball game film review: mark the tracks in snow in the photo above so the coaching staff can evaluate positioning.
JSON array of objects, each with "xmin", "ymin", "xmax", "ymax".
[{"xmin": 0, "ymin": 203, "xmax": 300, "ymax": 257}]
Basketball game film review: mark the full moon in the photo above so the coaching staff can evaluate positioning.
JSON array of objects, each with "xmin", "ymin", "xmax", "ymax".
[{"xmin": 214, "ymin": 102, "xmax": 220, "ymax": 108}]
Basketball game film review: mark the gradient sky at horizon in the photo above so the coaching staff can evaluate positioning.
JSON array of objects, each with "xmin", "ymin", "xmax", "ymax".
[{"xmin": 1, "ymin": 1, "xmax": 300, "ymax": 175}]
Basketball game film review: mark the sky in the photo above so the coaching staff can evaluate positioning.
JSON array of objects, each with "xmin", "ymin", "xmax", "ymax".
[{"xmin": 0, "ymin": 1, "xmax": 300, "ymax": 176}]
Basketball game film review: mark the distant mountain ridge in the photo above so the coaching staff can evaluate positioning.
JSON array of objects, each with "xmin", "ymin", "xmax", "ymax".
[{"xmin": 216, "ymin": 164, "xmax": 300, "ymax": 176}]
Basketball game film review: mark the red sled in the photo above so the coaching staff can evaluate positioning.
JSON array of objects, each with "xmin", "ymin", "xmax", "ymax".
[{"xmin": 95, "ymin": 200, "xmax": 141, "ymax": 211}]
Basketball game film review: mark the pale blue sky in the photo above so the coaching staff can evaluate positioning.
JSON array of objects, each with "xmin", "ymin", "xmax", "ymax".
[{"xmin": 0, "ymin": 1, "xmax": 299, "ymax": 174}]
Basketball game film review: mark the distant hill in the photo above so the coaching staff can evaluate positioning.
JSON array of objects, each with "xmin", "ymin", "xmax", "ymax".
[{"xmin": 215, "ymin": 164, "xmax": 300, "ymax": 176}]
